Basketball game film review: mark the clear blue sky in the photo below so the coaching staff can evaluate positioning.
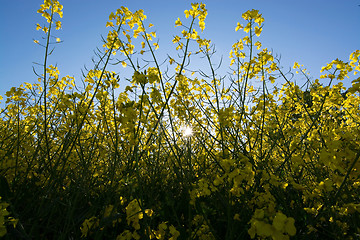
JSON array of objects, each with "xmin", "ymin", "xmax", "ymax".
[{"xmin": 0, "ymin": 0, "xmax": 359, "ymax": 102}]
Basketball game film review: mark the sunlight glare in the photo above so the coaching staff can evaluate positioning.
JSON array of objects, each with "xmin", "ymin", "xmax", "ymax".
[{"xmin": 180, "ymin": 125, "xmax": 193, "ymax": 137}]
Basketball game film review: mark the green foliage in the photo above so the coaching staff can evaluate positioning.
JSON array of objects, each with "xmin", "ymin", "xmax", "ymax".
[{"xmin": 1, "ymin": 0, "xmax": 360, "ymax": 239}]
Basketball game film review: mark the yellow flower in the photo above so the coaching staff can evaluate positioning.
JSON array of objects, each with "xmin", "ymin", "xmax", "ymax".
[
  {"xmin": 293, "ymin": 62, "xmax": 300, "ymax": 69},
  {"xmin": 244, "ymin": 22, "xmax": 251, "ymax": 33},
  {"xmin": 109, "ymin": 12, "xmax": 115, "ymax": 20},
  {"xmin": 145, "ymin": 209, "xmax": 153, "ymax": 217},
  {"xmin": 172, "ymin": 36, "xmax": 181, "ymax": 43},
  {"xmin": 235, "ymin": 22, "xmax": 243, "ymax": 31},
  {"xmin": 106, "ymin": 21, "xmax": 114, "ymax": 27},
  {"xmin": 175, "ymin": 18, "xmax": 182, "ymax": 27},
  {"xmin": 199, "ymin": 20, "xmax": 205, "ymax": 31},
  {"xmin": 184, "ymin": 10, "xmax": 190, "ymax": 18},
  {"xmin": 254, "ymin": 41, "xmax": 261, "ymax": 50},
  {"xmin": 254, "ymin": 26, "xmax": 262, "ymax": 37},
  {"xmin": 55, "ymin": 21, "xmax": 62, "ymax": 29},
  {"xmin": 269, "ymin": 76, "xmax": 276, "ymax": 84}
]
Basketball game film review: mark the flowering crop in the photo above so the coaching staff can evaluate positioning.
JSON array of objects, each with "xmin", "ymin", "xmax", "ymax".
[{"xmin": 0, "ymin": 0, "xmax": 359, "ymax": 239}]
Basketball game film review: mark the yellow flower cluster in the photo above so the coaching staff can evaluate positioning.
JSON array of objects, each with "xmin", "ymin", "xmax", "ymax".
[
  {"xmin": 34, "ymin": 0, "xmax": 63, "ymax": 43},
  {"xmin": 37, "ymin": 0, "xmax": 63, "ymax": 22},
  {"xmin": 105, "ymin": 6, "xmax": 157, "ymax": 57},
  {"xmin": 172, "ymin": 2, "xmax": 210, "ymax": 53}
]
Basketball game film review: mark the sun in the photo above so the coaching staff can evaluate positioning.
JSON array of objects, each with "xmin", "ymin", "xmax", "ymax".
[{"xmin": 180, "ymin": 125, "xmax": 193, "ymax": 137}]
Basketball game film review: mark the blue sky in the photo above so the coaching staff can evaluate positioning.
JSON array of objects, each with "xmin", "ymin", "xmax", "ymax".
[{"xmin": 0, "ymin": 0, "xmax": 359, "ymax": 102}]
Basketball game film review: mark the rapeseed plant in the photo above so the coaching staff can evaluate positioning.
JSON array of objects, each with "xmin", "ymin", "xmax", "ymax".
[{"xmin": 0, "ymin": 0, "xmax": 359, "ymax": 239}]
